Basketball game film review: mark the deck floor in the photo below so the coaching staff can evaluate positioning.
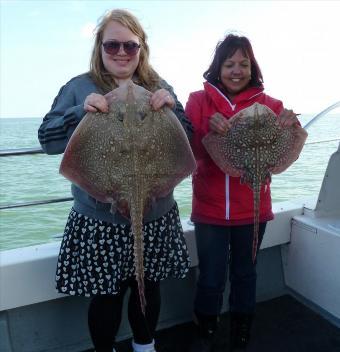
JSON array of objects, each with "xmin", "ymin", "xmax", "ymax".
[{"xmin": 86, "ymin": 295, "xmax": 340, "ymax": 352}]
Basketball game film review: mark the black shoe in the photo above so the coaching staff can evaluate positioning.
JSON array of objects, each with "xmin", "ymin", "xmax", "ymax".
[
  {"xmin": 230, "ymin": 312, "xmax": 253, "ymax": 351},
  {"xmin": 189, "ymin": 312, "xmax": 218, "ymax": 352}
]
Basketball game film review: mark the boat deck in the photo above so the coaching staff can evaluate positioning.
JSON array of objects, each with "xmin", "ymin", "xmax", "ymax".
[{"xmin": 84, "ymin": 295, "xmax": 340, "ymax": 352}]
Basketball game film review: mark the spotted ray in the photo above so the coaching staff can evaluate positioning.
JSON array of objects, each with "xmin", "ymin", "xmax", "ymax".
[
  {"xmin": 202, "ymin": 103, "xmax": 307, "ymax": 261},
  {"xmin": 59, "ymin": 81, "xmax": 196, "ymax": 313}
]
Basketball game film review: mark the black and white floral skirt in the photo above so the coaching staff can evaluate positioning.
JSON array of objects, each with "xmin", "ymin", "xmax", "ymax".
[{"xmin": 55, "ymin": 203, "xmax": 190, "ymax": 296}]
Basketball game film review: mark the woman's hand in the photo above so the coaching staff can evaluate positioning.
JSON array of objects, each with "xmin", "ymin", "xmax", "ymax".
[
  {"xmin": 278, "ymin": 108, "xmax": 300, "ymax": 127},
  {"xmin": 84, "ymin": 93, "xmax": 109, "ymax": 113},
  {"xmin": 150, "ymin": 89, "xmax": 175, "ymax": 110},
  {"xmin": 209, "ymin": 112, "xmax": 231, "ymax": 135}
]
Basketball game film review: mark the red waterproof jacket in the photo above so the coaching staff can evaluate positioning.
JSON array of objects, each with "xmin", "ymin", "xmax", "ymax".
[{"xmin": 185, "ymin": 82, "xmax": 284, "ymax": 225}]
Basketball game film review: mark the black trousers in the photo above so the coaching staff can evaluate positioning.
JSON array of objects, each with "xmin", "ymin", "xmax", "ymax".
[
  {"xmin": 88, "ymin": 278, "xmax": 161, "ymax": 352},
  {"xmin": 194, "ymin": 222, "xmax": 266, "ymax": 316}
]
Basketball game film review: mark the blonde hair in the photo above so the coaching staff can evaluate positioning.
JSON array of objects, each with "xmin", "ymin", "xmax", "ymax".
[{"xmin": 89, "ymin": 9, "xmax": 160, "ymax": 93}]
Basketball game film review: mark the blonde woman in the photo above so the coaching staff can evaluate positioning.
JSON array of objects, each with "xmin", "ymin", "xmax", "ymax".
[{"xmin": 38, "ymin": 9, "xmax": 192, "ymax": 352}]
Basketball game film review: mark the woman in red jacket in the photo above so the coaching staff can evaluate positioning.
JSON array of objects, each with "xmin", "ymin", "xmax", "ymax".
[{"xmin": 185, "ymin": 34, "xmax": 301, "ymax": 352}]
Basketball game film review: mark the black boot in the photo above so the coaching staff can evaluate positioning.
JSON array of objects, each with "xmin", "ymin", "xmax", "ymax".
[
  {"xmin": 189, "ymin": 312, "xmax": 218, "ymax": 352},
  {"xmin": 230, "ymin": 312, "xmax": 253, "ymax": 351}
]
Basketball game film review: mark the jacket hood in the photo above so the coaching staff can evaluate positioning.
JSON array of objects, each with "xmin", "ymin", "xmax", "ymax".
[{"xmin": 204, "ymin": 81, "xmax": 264, "ymax": 110}]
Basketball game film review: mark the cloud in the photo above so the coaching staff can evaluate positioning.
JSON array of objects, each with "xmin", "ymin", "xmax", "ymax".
[
  {"xmin": 80, "ymin": 22, "xmax": 96, "ymax": 39},
  {"xmin": 28, "ymin": 9, "xmax": 41, "ymax": 17}
]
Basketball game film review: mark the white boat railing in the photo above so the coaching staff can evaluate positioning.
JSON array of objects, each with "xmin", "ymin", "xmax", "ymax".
[
  {"xmin": 0, "ymin": 141, "xmax": 339, "ymax": 210},
  {"xmin": 303, "ymin": 100, "xmax": 340, "ymax": 130}
]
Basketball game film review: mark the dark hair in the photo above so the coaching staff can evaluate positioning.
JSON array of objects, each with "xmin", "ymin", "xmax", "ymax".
[{"xmin": 203, "ymin": 34, "xmax": 263, "ymax": 88}]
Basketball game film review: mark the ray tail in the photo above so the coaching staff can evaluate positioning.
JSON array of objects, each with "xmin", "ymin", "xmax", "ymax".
[
  {"xmin": 130, "ymin": 178, "xmax": 147, "ymax": 315},
  {"xmin": 252, "ymin": 181, "xmax": 261, "ymax": 263}
]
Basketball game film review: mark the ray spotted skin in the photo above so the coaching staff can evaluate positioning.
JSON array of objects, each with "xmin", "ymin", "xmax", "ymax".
[
  {"xmin": 203, "ymin": 103, "xmax": 307, "ymax": 261},
  {"xmin": 60, "ymin": 81, "xmax": 196, "ymax": 313}
]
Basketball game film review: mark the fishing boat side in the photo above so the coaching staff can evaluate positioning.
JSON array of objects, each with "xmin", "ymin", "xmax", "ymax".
[{"xmin": 0, "ymin": 198, "xmax": 311, "ymax": 352}]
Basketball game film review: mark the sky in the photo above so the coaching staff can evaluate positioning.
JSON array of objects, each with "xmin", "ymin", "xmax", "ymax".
[{"xmin": 1, "ymin": 0, "xmax": 340, "ymax": 118}]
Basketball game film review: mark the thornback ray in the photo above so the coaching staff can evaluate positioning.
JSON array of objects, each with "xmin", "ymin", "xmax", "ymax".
[
  {"xmin": 202, "ymin": 103, "xmax": 307, "ymax": 261},
  {"xmin": 59, "ymin": 81, "xmax": 196, "ymax": 313}
]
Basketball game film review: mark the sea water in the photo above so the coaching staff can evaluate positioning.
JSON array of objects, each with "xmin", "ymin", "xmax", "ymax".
[{"xmin": 0, "ymin": 113, "xmax": 339, "ymax": 251}]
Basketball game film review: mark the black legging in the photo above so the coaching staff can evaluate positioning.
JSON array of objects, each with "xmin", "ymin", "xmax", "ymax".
[{"xmin": 88, "ymin": 278, "xmax": 161, "ymax": 352}]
